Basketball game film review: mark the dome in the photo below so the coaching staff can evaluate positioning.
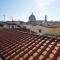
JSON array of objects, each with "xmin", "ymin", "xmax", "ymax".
[{"xmin": 29, "ymin": 13, "xmax": 36, "ymax": 22}]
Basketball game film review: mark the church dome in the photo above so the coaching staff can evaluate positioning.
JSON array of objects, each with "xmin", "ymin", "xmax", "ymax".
[{"xmin": 29, "ymin": 13, "xmax": 36, "ymax": 22}]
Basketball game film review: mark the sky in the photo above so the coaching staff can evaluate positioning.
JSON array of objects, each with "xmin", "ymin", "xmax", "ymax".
[{"xmin": 0, "ymin": 0, "xmax": 60, "ymax": 22}]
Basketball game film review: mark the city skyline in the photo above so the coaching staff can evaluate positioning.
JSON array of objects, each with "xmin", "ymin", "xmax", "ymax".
[{"xmin": 0, "ymin": 0, "xmax": 60, "ymax": 22}]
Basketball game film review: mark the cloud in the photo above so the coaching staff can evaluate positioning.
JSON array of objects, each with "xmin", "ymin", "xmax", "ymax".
[
  {"xmin": 33, "ymin": 0, "xmax": 56, "ymax": 20},
  {"xmin": 35, "ymin": 0, "xmax": 55, "ymax": 8}
]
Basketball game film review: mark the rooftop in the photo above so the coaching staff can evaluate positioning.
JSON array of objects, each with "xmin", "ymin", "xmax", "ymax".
[{"xmin": 0, "ymin": 29, "xmax": 60, "ymax": 60}]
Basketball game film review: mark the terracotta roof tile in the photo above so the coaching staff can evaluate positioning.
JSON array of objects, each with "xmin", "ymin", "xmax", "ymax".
[{"xmin": 0, "ymin": 29, "xmax": 60, "ymax": 60}]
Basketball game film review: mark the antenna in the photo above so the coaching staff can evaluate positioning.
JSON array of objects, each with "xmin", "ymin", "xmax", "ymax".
[
  {"xmin": 12, "ymin": 17, "xmax": 13, "ymax": 22},
  {"xmin": 3, "ymin": 14, "xmax": 6, "ymax": 21},
  {"xmin": 11, "ymin": 16, "xmax": 13, "ymax": 22}
]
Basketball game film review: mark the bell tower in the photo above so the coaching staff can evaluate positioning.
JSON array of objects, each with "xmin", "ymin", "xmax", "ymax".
[{"xmin": 45, "ymin": 15, "xmax": 47, "ymax": 23}]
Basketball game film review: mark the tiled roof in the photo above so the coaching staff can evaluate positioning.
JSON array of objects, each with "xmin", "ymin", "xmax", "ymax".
[{"xmin": 0, "ymin": 29, "xmax": 60, "ymax": 60}]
